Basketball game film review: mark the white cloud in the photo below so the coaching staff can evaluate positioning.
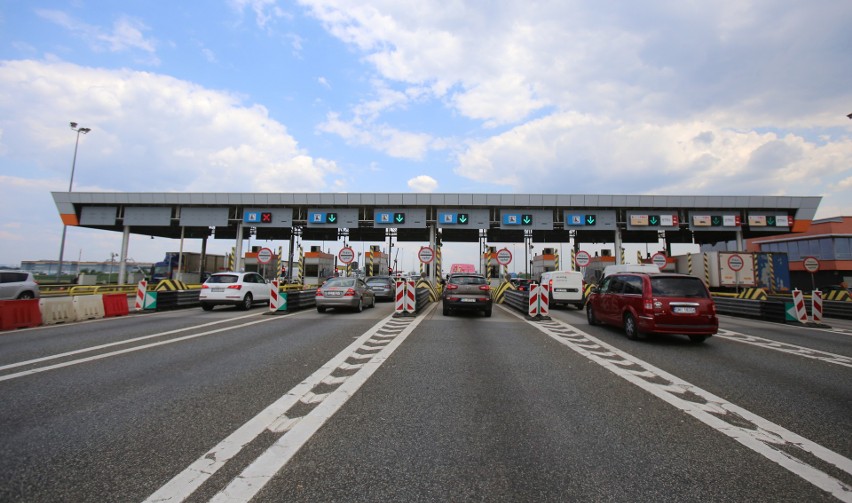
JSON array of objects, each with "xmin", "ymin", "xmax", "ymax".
[
  {"xmin": 407, "ymin": 175, "xmax": 438, "ymax": 193},
  {"xmin": 0, "ymin": 59, "xmax": 340, "ymax": 265},
  {"xmin": 37, "ymin": 10, "xmax": 159, "ymax": 65}
]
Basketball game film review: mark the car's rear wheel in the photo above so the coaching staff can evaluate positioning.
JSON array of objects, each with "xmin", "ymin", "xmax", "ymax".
[
  {"xmin": 16, "ymin": 291, "xmax": 35, "ymax": 300},
  {"xmin": 586, "ymin": 305, "xmax": 599, "ymax": 325},
  {"xmin": 484, "ymin": 308, "xmax": 492, "ymax": 317},
  {"xmin": 201, "ymin": 303, "xmax": 214, "ymax": 311},
  {"xmin": 355, "ymin": 298, "xmax": 363, "ymax": 312},
  {"xmin": 317, "ymin": 306, "xmax": 327, "ymax": 313},
  {"xmin": 624, "ymin": 313, "xmax": 639, "ymax": 340},
  {"xmin": 689, "ymin": 335, "xmax": 709, "ymax": 343},
  {"xmin": 443, "ymin": 305, "xmax": 450, "ymax": 316},
  {"xmin": 240, "ymin": 293, "xmax": 253, "ymax": 311}
]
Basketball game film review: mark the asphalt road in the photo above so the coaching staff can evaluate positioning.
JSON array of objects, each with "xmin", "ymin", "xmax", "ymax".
[{"xmin": 0, "ymin": 300, "xmax": 850, "ymax": 502}]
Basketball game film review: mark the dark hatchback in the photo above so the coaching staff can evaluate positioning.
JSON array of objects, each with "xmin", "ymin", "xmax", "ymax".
[
  {"xmin": 442, "ymin": 273, "xmax": 492, "ymax": 317},
  {"xmin": 586, "ymin": 272, "xmax": 718, "ymax": 343}
]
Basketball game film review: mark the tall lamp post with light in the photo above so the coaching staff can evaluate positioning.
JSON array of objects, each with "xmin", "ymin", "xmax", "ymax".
[{"xmin": 56, "ymin": 122, "xmax": 91, "ymax": 281}]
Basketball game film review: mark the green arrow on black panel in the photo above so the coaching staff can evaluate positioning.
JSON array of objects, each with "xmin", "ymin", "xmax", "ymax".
[
  {"xmin": 458, "ymin": 213, "xmax": 469, "ymax": 224},
  {"xmin": 326, "ymin": 213, "xmax": 337, "ymax": 223},
  {"xmin": 522, "ymin": 214, "xmax": 533, "ymax": 225},
  {"xmin": 586, "ymin": 215, "xmax": 596, "ymax": 225},
  {"xmin": 395, "ymin": 213, "xmax": 406, "ymax": 224}
]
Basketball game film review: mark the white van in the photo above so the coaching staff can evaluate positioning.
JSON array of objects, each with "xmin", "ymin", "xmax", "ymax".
[{"xmin": 539, "ymin": 270, "xmax": 584, "ymax": 309}]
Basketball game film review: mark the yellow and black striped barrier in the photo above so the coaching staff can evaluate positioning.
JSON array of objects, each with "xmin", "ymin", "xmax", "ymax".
[
  {"xmin": 415, "ymin": 278, "xmax": 439, "ymax": 302},
  {"xmin": 737, "ymin": 288, "xmax": 768, "ymax": 301},
  {"xmin": 824, "ymin": 290, "xmax": 851, "ymax": 302},
  {"xmin": 492, "ymin": 281, "xmax": 516, "ymax": 303},
  {"xmin": 155, "ymin": 279, "xmax": 189, "ymax": 291}
]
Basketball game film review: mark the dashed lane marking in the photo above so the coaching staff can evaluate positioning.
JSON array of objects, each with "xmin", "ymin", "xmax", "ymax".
[
  {"xmin": 717, "ymin": 329, "xmax": 852, "ymax": 368},
  {"xmin": 145, "ymin": 304, "xmax": 436, "ymax": 503},
  {"xmin": 504, "ymin": 307, "xmax": 852, "ymax": 502}
]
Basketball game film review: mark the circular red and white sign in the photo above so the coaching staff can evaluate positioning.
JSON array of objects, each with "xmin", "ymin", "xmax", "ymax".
[
  {"xmin": 651, "ymin": 252, "xmax": 667, "ymax": 269},
  {"xmin": 338, "ymin": 247, "xmax": 355, "ymax": 264},
  {"xmin": 575, "ymin": 250, "xmax": 592, "ymax": 268},
  {"xmin": 418, "ymin": 246, "xmax": 434, "ymax": 264},
  {"xmin": 496, "ymin": 248, "xmax": 513, "ymax": 266},
  {"xmin": 257, "ymin": 247, "xmax": 274, "ymax": 264},
  {"xmin": 802, "ymin": 256, "xmax": 820, "ymax": 273},
  {"xmin": 727, "ymin": 253, "xmax": 744, "ymax": 272}
]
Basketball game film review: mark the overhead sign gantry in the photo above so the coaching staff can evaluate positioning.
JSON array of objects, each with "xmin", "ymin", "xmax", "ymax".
[{"xmin": 52, "ymin": 191, "xmax": 822, "ymax": 284}]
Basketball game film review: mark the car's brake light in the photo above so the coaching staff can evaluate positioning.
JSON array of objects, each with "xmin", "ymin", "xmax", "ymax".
[
  {"xmin": 227, "ymin": 284, "xmax": 242, "ymax": 290},
  {"xmin": 344, "ymin": 288, "xmax": 356, "ymax": 296},
  {"xmin": 201, "ymin": 284, "xmax": 209, "ymax": 289},
  {"xmin": 316, "ymin": 288, "xmax": 323, "ymax": 296},
  {"xmin": 479, "ymin": 284, "xmax": 490, "ymax": 291},
  {"xmin": 446, "ymin": 284, "xmax": 458, "ymax": 290},
  {"xmin": 708, "ymin": 301, "xmax": 717, "ymax": 315}
]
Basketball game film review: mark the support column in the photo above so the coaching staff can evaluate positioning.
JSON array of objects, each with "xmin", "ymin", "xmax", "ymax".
[
  {"xmin": 233, "ymin": 222, "xmax": 244, "ymax": 272},
  {"xmin": 177, "ymin": 226, "xmax": 185, "ymax": 281},
  {"xmin": 735, "ymin": 229, "xmax": 744, "ymax": 252},
  {"xmin": 614, "ymin": 227, "xmax": 623, "ymax": 265},
  {"xmin": 118, "ymin": 225, "xmax": 130, "ymax": 285},
  {"xmin": 429, "ymin": 224, "xmax": 436, "ymax": 284}
]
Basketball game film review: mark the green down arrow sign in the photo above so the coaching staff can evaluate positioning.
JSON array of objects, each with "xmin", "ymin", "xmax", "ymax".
[{"xmin": 522, "ymin": 214, "xmax": 532, "ymax": 225}]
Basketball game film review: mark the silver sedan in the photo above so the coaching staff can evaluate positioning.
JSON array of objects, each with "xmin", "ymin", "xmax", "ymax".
[{"xmin": 316, "ymin": 277, "xmax": 376, "ymax": 313}]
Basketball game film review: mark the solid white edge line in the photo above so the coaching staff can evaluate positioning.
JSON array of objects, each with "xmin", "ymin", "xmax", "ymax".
[
  {"xmin": 144, "ymin": 308, "xmax": 427, "ymax": 503},
  {"xmin": 209, "ymin": 304, "xmax": 435, "ymax": 502},
  {"xmin": 0, "ymin": 312, "xmax": 264, "ymax": 372},
  {"xmin": 0, "ymin": 313, "xmax": 291, "ymax": 383},
  {"xmin": 504, "ymin": 306, "xmax": 852, "ymax": 501}
]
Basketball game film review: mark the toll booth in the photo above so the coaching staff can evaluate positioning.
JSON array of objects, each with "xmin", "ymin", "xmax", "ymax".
[
  {"xmin": 531, "ymin": 247, "xmax": 559, "ymax": 280},
  {"xmin": 364, "ymin": 245, "xmax": 389, "ymax": 276},
  {"xmin": 304, "ymin": 246, "xmax": 336, "ymax": 285}
]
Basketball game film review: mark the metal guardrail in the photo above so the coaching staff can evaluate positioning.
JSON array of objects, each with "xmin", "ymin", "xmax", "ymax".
[
  {"xmin": 155, "ymin": 290, "xmax": 201, "ymax": 311},
  {"xmin": 502, "ymin": 290, "xmax": 529, "ymax": 314},
  {"xmin": 415, "ymin": 288, "xmax": 431, "ymax": 312},
  {"xmin": 283, "ymin": 290, "xmax": 316, "ymax": 311}
]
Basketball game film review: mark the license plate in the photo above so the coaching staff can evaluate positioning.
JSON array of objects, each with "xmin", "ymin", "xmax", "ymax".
[
  {"xmin": 461, "ymin": 298, "xmax": 476, "ymax": 302},
  {"xmin": 674, "ymin": 306, "xmax": 696, "ymax": 314},
  {"xmin": 555, "ymin": 288, "xmax": 567, "ymax": 292},
  {"xmin": 212, "ymin": 288, "xmax": 224, "ymax": 293},
  {"xmin": 326, "ymin": 291, "xmax": 342, "ymax": 297}
]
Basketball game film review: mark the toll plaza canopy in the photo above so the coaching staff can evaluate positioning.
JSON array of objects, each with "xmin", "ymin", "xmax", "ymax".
[{"xmin": 52, "ymin": 191, "xmax": 821, "ymax": 283}]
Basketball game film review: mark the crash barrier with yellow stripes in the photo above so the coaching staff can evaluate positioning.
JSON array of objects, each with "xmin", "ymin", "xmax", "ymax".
[
  {"xmin": 415, "ymin": 279, "xmax": 439, "ymax": 302},
  {"xmin": 737, "ymin": 288, "xmax": 768, "ymax": 301},
  {"xmin": 491, "ymin": 280, "xmax": 516, "ymax": 303}
]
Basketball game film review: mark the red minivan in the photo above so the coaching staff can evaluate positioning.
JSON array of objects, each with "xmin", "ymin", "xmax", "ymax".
[{"xmin": 586, "ymin": 272, "xmax": 718, "ymax": 343}]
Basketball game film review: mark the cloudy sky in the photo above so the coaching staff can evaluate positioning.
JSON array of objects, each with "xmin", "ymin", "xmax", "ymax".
[{"xmin": 1, "ymin": 1, "xmax": 851, "ymax": 271}]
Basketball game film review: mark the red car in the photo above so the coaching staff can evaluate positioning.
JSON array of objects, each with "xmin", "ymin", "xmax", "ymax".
[{"xmin": 586, "ymin": 272, "xmax": 718, "ymax": 343}]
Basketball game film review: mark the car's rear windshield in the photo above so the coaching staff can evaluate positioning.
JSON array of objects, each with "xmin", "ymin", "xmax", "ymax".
[
  {"xmin": 366, "ymin": 278, "xmax": 390, "ymax": 284},
  {"xmin": 650, "ymin": 277, "xmax": 709, "ymax": 298},
  {"xmin": 207, "ymin": 275, "xmax": 239, "ymax": 284},
  {"xmin": 450, "ymin": 275, "xmax": 486, "ymax": 285},
  {"xmin": 326, "ymin": 278, "xmax": 355, "ymax": 287}
]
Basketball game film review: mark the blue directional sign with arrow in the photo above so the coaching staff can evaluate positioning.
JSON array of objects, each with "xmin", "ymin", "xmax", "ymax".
[
  {"xmin": 563, "ymin": 210, "xmax": 614, "ymax": 229},
  {"xmin": 374, "ymin": 208, "xmax": 426, "ymax": 228}
]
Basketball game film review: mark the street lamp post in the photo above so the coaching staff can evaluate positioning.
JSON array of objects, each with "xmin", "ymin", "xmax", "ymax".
[{"xmin": 56, "ymin": 122, "xmax": 91, "ymax": 282}]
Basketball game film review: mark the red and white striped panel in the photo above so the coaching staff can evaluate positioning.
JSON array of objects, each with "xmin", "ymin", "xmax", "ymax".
[
  {"xmin": 812, "ymin": 290, "xmax": 823, "ymax": 323},
  {"xmin": 792, "ymin": 289, "xmax": 808, "ymax": 323},
  {"xmin": 405, "ymin": 280, "xmax": 417, "ymax": 313},
  {"xmin": 269, "ymin": 280, "xmax": 281, "ymax": 312},
  {"xmin": 135, "ymin": 279, "xmax": 147, "ymax": 311},
  {"xmin": 395, "ymin": 279, "xmax": 406, "ymax": 313},
  {"xmin": 528, "ymin": 283, "xmax": 540, "ymax": 317}
]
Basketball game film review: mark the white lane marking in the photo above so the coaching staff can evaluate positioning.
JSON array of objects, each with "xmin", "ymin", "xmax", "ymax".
[
  {"xmin": 144, "ymin": 306, "xmax": 433, "ymax": 503},
  {"xmin": 505, "ymin": 307, "xmax": 852, "ymax": 501},
  {"xmin": 0, "ymin": 312, "xmax": 264, "ymax": 373},
  {"xmin": 717, "ymin": 329, "xmax": 852, "ymax": 368},
  {"xmin": 0, "ymin": 313, "xmax": 294, "ymax": 383}
]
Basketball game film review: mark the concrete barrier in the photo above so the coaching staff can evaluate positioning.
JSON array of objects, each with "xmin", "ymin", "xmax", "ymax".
[
  {"xmin": 40, "ymin": 297, "xmax": 78, "ymax": 325},
  {"xmin": 0, "ymin": 299, "xmax": 43, "ymax": 331},
  {"xmin": 73, "ymin": 294, "xmax": 105, "ymax": 321}
]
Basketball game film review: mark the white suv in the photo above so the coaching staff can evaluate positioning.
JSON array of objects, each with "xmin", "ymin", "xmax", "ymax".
[
  {"xmin": 199, "ymin": 272, "xmax": 270, "ymax": 311},
  {"xmin": 0, "ymin": 270, "xmax": 40, "ymax": 300}
]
